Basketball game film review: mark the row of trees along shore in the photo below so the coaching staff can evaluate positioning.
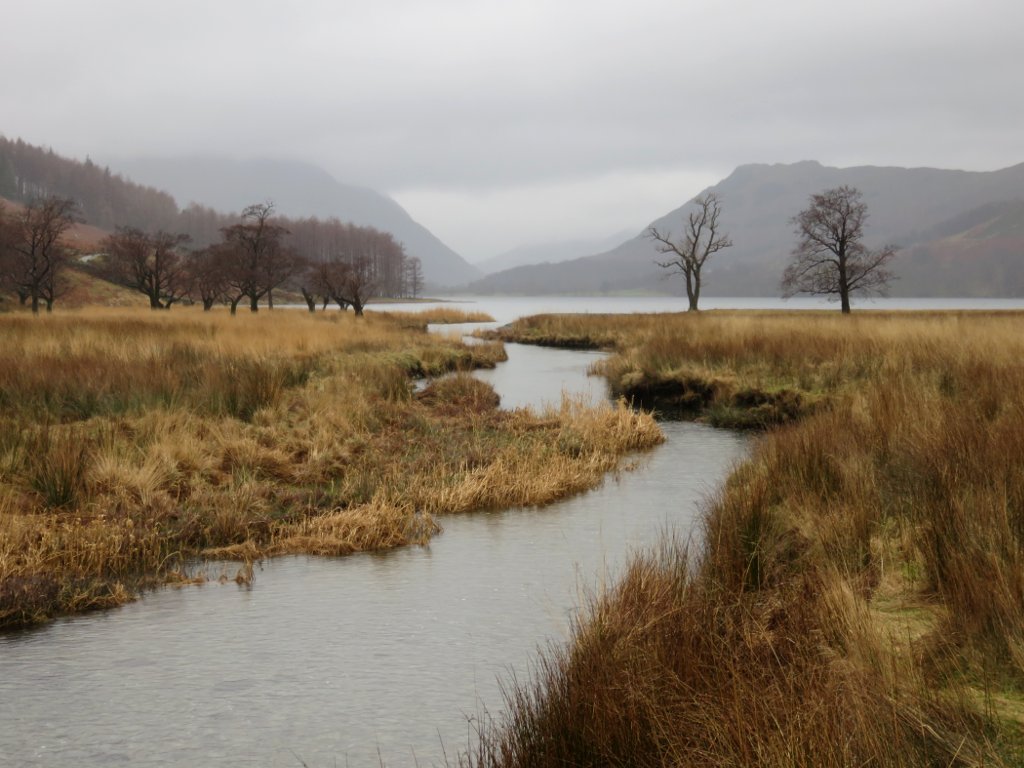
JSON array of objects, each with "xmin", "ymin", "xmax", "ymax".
[
  {"xmin": 0, "ymin": 199, "xmax": 425, "ymax": 314},
  {"xmin": 649, "ymin": 185, "xmax": 896, "ymax": 313}
]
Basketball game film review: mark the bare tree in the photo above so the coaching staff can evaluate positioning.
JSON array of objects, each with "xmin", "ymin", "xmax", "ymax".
[
  {"xmin": 187, "ymin": 246, "xmax": 229, "ymax": 311},
  {"xmin": 307, "ymin": 258, "xmax": 351, "ymax": 312},
  {"xmin": 404, "ymin": 256, "xmax": 424, "ymax": 298},
  {"xmin": 338, "ymin": 227, "xmax": 405, "ymax": 315},
  {"xmin": 101, "ymin": 227, "xmax": 192, "ymax": 309},
  {"xmin": 336, "ymin": 255, "xmax": 375, "ymax": 316},
  {"xmin": 5, "ymin": 196, "xmax": 78, "ymax": 313},
  {"xmin": 782, "ymin": 186, "xmax": 896, "ymax": 314},
  {"xmin": 219, "ymin": 202, "xmax": 295, "ymax": 313},
  {"xmin": 647, "ymin": 193, "xmax": 732, "ymax": 312}
]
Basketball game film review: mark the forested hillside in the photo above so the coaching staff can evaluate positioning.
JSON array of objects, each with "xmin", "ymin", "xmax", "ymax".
[
  {"xmin": 0, "ymin": 139, "xmax": 424, "ymax": 313},
  {"xmin": 0, "ymin": 137, "xmax": 476, "ymax": 287},
  {"xmin": 0, "ymin": 137, "xmax": 183, "ymax": 234}
]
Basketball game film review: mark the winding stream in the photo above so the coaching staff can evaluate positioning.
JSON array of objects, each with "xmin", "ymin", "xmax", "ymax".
[{"xmin": 0, "ymin": 312, "xmax": 748, "ymax": 767}]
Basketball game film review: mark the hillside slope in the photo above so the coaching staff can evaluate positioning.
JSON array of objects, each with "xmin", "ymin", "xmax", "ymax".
[
  {"xmin": 113, "ymin": 156, "xmax": 481, "ymax": 287},
  {"xmin": 894, "ymin": 200, "xmax": 1024, "ymax": 297},
  {"xmin": 468, "ymin": 161, "xmax": 1024, "ymax": 297},
  {"xmin": 474, "ymin": 230, "xmax": 636, "ymax": 275}
]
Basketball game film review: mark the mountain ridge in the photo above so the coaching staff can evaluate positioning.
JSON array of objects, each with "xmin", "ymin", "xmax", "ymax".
[
  {"xmin": 466, "ymin": 161, "xmax": 1024, "ymax": 297},
  {"xmin": 473, "ymin": 229, "xmax": 637, "ymax": 274}
]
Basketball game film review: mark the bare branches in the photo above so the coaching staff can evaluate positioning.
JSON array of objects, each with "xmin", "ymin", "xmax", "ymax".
[
  {"xmin": 101, "ymin": 226, "xmax": 192, "ymax": 309},
  {"xmin": 404, "ymin": 256, "xmax": 424, "ymax": 299},
  {"xmin": 647, "ymin": 193, "xmax": 732, "ymax": 311},
  {"xmin": 782, "ymin": 186, "xmax": 895, "ymax": 313},
  {"xmin": 219, "ymin": 202, "xmax": 298, "ymax": 313},
  {"xmin": 4, "ymin": 196, "xmax": 78, "ymax": 313},
  {"xmin": 292, "ymin": 220, "xmax": 407, "ymax": 315}
]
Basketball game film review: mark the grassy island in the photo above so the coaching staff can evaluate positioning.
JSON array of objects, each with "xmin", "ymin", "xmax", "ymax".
[
  {"xmin": 0, "ymin": 307, "xmax": 662, "ymax": 629},
  {"xmin": 474, "ymin": 310, "xmax": 1024, "ymax": 767}
]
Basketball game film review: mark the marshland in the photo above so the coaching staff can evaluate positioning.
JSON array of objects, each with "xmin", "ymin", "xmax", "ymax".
[
  {"xmin": 472, "ymin": 307, "xmax": 1024, "ymax": 766},
  {"xmin": 0, "ymin": 305, "xmax": 661, "ymax": 628},
  {"xmin": 4, "ymin": 300, "xmax": 1024, "ymax": 767}
]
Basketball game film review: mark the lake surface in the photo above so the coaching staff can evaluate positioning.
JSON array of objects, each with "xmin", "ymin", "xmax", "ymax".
[
  {"xmin": 380, "ymin": 294, "xmax": 1024, "ymax": 323},
  {"xmin": 0, "ymin": 301, "xmax": 750, "ymax": 767}
]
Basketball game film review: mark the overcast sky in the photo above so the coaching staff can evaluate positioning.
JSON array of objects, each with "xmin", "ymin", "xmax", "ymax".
[{"xmin": 3, "ymin": 0, "xmax": 1022, "ymax": 260}]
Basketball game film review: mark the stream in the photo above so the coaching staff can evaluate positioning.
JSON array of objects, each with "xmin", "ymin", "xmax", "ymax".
[{"xmin": 0, "ymin": 306, "xmax": 748, "ymax": 767}]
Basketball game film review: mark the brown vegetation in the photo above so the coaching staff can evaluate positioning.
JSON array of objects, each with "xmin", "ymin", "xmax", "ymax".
[
  {"xmin": 469, "ymin": 310, "xmax": 1024, "ymax": 766},
  {"xmin": 373, "ymin": 306, "xmax": 495, "ymax": 328},
  {"xmin": 0, "ymin": 307, "xmax": 661, "ymax": 629}
]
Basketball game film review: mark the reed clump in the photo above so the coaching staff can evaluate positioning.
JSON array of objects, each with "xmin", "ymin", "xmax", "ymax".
[
  {"xmin": 469, "ymin": 310, "xmax": 1024, "ymax": 767},
  {"xmin": 0, "ymin": 307, "xmax": 661, "ymax": 629},
  {"xmin": 372, "ymin": 306, "xmax": 495, "ymax": 327}
]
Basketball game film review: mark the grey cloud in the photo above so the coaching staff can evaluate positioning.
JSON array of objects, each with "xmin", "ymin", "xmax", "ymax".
[{"xmin": 2, "ymin": 0, "xmax": 1022, "ymax": 254}]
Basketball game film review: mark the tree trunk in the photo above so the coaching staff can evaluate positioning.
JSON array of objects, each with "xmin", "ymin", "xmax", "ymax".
[
  {"xmin": 249, "ymin": 294, "xmax": 259, "ymax": 312},
  {"xmin": 203, "ymin": 298, "xmax": 215, "ymax": 311},
  {"xmin": 838, "ymin": 254, "xmax": 851, "ymax": 313},
  {"xmin": 301, "ymin": 288, "xmax": 316, "ymax": 313},
  {"xmin": 267, "ymin": 289, "xmax": 274, "ymax": 309},
  {"xmin": 30, "ymin": 294, "xmax": 40, "ymax": 315},
  {"xmin": 685, "ymin": 270, "xmax": 699, "ymax": 312},
  {"xmin": 149, "ymin": 295, "xmax": 164, "ymax": 309},
  {"xmin": 229, "ymin": 297, "xmax": 240, "ymax": 315}
]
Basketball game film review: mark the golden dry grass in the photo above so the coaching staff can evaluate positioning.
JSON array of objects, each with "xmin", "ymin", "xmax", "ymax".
[
  {"xmin": 371, "ymin": 306, "xmax": 495, "ymax": 325},
  {"xmin": 0, "ymin": 307, "xmax": 661, "ymax": 628},
  {"xmin": 470, "ymin": 310, "xmax": 1024, "ymax": 767}
]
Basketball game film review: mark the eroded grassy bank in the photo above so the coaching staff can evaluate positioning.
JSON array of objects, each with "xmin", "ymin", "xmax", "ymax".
[
  {"xmin": 0, "ymin": 308, "xmax": 662, "ymax": 629},
  {"xmin": 470, "ymin": 310, "xmax": 1024, "ymax": 766}
]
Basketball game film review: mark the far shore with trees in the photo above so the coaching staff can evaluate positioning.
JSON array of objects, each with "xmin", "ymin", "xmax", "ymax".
[{"xmin": 1, "ymin": 197, "xmax": 423, "ymax": 314}]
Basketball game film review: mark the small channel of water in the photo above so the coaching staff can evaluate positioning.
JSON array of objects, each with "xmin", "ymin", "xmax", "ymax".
[{"xmin": 0, "ymin": 319, "xmax": 748, "ymax": 767}]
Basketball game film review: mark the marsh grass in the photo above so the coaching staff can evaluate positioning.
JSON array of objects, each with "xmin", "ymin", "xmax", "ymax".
[
  {"xmin": 370, "ymin": 307, "xmax": 495, "ymax": 326},
  {"xmin": 470, "ymin": 310, "xmax": 1024, "ymax": 766},
  {"xmin": 0, "ymin": 307, "xmax": 661, "ymax": 628}
]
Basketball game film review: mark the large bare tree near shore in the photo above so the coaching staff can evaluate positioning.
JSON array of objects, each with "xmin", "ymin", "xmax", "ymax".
[
  {"xmin": 782, "ymin": 186, "xmax": 896, "ymax": 314},
  {"xmin": 647, "ymin": 192, "xmax": 733, "ymax": 312}
]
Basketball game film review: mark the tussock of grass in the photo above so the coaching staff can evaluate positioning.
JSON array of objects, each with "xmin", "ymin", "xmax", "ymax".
[
  {"xmin": 468, "ymin": 310, "xmax": 1024, "ymax": 766},
  {"xmin": 370, "ymin": 307, "xmax": 495, "ymax": 327},
  {"xmin": 0, "ymin": 308, "xmax": 661, "ymax": 628}
]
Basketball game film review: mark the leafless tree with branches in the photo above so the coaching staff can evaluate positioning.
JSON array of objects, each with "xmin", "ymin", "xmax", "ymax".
[
  {"xmin": 4, "ymin": 196, "xmax": 78, "ymax": 313},
  {"xmin": 101, "ymin": 226, "xmax": 192, "ymax": 309},
  {"xmin": 404, "ymin": 256, "xmax": 424, "ymax": 299},
  {"xmin": 647, "ymin": 192, "xmax": 732, "ymax": 311},
  {"xmin": 782, "ymin": 185, "xmax": 896, "ymax": 314},
  {"xmin": 220, "ymin": 202, "xmax": 298, "ymax": 313}
]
